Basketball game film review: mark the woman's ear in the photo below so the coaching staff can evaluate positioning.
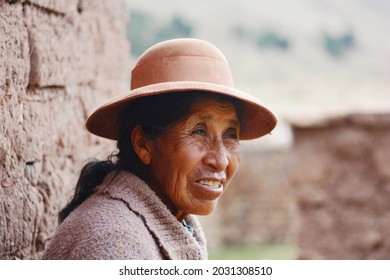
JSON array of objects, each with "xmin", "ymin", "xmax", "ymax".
[{"xmin": 131, "ymin": 125, "xmax": 152, "ymax": 165}]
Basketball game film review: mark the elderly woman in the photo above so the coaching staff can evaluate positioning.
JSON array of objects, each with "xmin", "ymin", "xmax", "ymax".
[{"xmin": 43, "ymin": 38, "xmax": 277, "ymax": 260}]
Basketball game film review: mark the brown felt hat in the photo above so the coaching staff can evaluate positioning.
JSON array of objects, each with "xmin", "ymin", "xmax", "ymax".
[{"xmin": 86, "ymin": 38, "xmax": 277, "ymax": 140}]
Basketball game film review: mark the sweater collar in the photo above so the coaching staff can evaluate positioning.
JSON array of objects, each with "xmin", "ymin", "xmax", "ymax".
[{"xmin": 97, "ymin": 170, "xmax": 208, "ymax": 260}]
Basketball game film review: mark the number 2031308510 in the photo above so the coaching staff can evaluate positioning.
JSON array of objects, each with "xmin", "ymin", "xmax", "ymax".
[{"xmin": 212, "ymin": 266, "xmax": 272, "ymax": 276}]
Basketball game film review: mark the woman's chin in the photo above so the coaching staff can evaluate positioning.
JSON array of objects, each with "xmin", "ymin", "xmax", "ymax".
[{"xmin": 189, "ymin": 201, "xmax": 218, "ymax": 216}]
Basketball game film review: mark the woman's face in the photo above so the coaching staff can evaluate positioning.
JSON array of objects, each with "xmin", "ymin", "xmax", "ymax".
[{"xmin": 147, "ymin": 98, "xmax": 241, "ymax": 220}]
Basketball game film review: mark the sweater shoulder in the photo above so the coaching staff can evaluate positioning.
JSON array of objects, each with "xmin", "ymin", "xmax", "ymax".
[{"xmin": 43, "ymin": 194, "xmax": 162, "ymax": 259}]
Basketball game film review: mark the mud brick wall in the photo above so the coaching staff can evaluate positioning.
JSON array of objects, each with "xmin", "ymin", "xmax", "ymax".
[
  {"xmin": 0, "ymin": 0, "xmax": 129, "ymax": 259},
  {"xmin": 290, "ymin": 113, "xmax": 390, "ymax": 259}
]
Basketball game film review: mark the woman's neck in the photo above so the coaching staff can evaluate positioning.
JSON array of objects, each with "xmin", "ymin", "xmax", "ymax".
[{"xmin": 143, "ymin": 176, "xmax": 189, "ymax": 222}]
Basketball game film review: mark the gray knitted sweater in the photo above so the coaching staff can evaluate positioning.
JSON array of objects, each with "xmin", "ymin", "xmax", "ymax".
[{"xmin": 43, "ymin": 171, "xmax": 208, "ymax": 259}]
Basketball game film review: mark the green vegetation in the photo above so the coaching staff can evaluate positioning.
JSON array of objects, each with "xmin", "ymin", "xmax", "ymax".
[
  {"xmin": 155, "ymin": 17, "xmax": 193, "ymax": 44},
  {"xmin": 323, "ymin": 30, "xmax": 355, "ymax": 57},
  {"xmin": 209, "ymin": 242, "xmax": 297, "ymax": 260},
  {"xmin": 127, "ymin": 9, "xmax": 194, "ymax": 57},
  {"xmin": 232, "ymin": 24, "xmax": 357, "ymax": 57},
  {"xmin": 232, "ymin": 25, "xmax": 290, "ymax": 51},
  {"xmin": 128, "ymin": 9, "xmax": 355, "ymax": 59},
  {"xmin": 257, "ymin": 30, "xmax": 290, "ymax": 50}
]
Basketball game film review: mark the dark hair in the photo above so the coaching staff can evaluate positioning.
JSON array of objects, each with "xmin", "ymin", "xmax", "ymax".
[{"xmin": 58, "ymin": 91, "xmax": 243, "ymax": 223}]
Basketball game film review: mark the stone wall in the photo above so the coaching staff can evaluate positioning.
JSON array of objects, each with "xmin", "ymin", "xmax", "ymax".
[
  {"xmin": 0, "ymin": 0, "xmax": 129, "ymax": 259},
  {"xmin": 290, "ymin": 113, "xmax": 390, "ymax": 259}
]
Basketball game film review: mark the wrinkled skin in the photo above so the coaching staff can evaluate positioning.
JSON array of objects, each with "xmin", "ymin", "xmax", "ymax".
[{"xmin": 135, "ymin": 98, "xmax": 241, "ymax": 221}]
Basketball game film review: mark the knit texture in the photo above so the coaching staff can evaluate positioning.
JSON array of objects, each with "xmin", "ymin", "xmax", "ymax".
[{"xmin": 42, "ymin": 171, "xmax": 208, "ymax": 259}]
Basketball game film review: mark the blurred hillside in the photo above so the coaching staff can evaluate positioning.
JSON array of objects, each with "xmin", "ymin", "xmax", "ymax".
[{"xmin": 126, "ymin": 0, "xmax": 390, "ymax": 125}]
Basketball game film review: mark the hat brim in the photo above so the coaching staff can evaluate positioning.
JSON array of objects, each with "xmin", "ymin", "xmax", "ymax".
[{"xmin": 86, "ymin": 81, "xmax": 277, "ymax": 140}]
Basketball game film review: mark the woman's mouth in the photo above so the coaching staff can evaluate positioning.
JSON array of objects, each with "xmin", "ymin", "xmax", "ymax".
[
  {"xmin": 198, "ymin": 180, "xmax": 223, "ymax": 189},
  {"xmin": 192, "ymin": 179, "xmax": 225, "ymax": 200}
]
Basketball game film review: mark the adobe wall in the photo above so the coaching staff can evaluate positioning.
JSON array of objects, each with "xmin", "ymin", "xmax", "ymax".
[
  {"xmin": 290, "ymin": 113, "xmax": 390, "ymax": 259},
  {"xmin": 0, "ymin": 0, "xmax": 129, "ymax": 259}
]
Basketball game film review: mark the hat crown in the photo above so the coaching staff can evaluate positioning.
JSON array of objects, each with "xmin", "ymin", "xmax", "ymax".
[
  {"xmin": 131, "ymin": 38, "xmax": 234, "ymax": 90},
  {"xmin": 136, "ymin": 38, "xmax": 228, "ymax": 64}
]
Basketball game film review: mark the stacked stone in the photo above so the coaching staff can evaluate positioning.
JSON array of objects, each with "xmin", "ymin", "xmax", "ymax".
[
  {"xmin": 0, "ymin": 0, "xmax": 129, "ymax": 259},
  {"xmin": 290, "ymin": 113, "xmax": 390, "ymax": 259}
]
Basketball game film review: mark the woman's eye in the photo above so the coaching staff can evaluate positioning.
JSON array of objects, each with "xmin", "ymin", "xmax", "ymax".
[
  {"xmin": 191, "ymin": 125, "xmax": 207, "ymax": 136},
  {"xmin": 192, "ymin": 129, "xmax": 206, "ymax": 136},
  {"xmin": 225, "ymin": 128, "xmax": 239, "ymax": 140}
]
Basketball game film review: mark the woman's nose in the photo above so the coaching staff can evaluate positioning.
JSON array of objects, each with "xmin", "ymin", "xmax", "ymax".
[{"xmin": 202, "ymin": 140, "xmax": 229, "ymax": 172}]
